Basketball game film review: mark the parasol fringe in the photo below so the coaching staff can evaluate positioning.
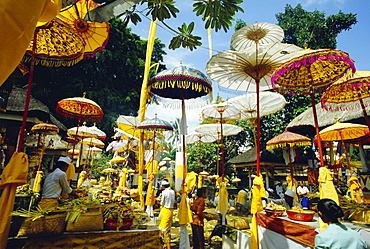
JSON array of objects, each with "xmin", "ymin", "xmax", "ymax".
[
  {"xmin": 150, "ymin": 93, "xmax": 212, "ymax": 110},
  {"xmin": 148, "ymin": 79, "xmax": 212, "ymax": 95},
  {"xmin": 266, "ymin": 141, "xmax": 311, "ymax": 150},
  {"xmin": 23, "ymin": 54, "xmax": 84, "ymax": 67}
]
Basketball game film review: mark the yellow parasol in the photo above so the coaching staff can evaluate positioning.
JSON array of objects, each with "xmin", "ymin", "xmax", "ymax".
[
  {"xmin": 22, "ymin": 18, "xmax": 85, "ymax": 67},
  {"xmin": 321, "ymin": 71, "xmax": 370, "ymax": 128},
  {"xmin": 0, "ymin": 152, "xmax": 28, "ymax": 249},
  {"xmin": 57, "ymin": 0, "xmax": 110, "ymax": 59},
  {"xmin": 110, "ymin": 155, "xmax": 127, "ymax": 164},
  {"xmin": 80, "ymin": 137, "xmax": 105, "ymax": 148},
  {"xmin": 272, "ymin": 48, "xmax": 356, "ymax": 167}
]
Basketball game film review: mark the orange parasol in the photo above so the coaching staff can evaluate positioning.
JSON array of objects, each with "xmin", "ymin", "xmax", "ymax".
[
  {"xmin": 321, "ymin": 71, "xmax": 370, "ymax": 128},
  {"xmin": 315, "ymin": 121, "xmax": 370, "ymax": 169},
  {"xmin": 57, "ymin": 0, "xmax": 110, "ymax": 59},
  {"xmin": 271, "ymin": 48, "xmax": 356, "ymax": 167},
  {"xmin": 56, "ymin": 92, "xmax": 104, "ymax": 121}
]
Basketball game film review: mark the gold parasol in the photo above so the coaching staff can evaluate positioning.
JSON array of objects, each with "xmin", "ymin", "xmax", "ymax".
[
  {"xmin": 56, "ymin": 92, "xmax": 104, "ymax": 121},
  {"xmin": 23, "ymin": 18, "xmax": 85, "ymax": 67},
  {"xmin": 57, "ymin": 0, "xmax": 110, "ymax": 59},
  {"xmin": 271, "ymin": 48, "xmax": 356, "ymax": 167},
  {"xmin": 80, "ymin": 137, "xmax": 105, "ymax": 148},
  {"xmin": 321, "ymin": 71, "xmax": 370, "ymax": 128}
]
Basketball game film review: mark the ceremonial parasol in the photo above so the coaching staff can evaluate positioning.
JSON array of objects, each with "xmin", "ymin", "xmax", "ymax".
[
  {"xmin": 226, "ymin": 91, "xmax": 286, "ymax": 122},
  {"xmin": 147, "ymin": 64, "xmax": 212, "ymax": 183},
  {"xmin": 201, "ymin": 103, "xmax": 241, "ymax": 179},
  {"xmin": 186, "ymin": 132, "xmax": 217, "ymax": 145},
  {"xmin": 16, "ymin": 18, "xmax": 86, "ymax": 152},
  {"xmin": 56, "ymin": 92, "xmax": 104, "ymax": 121},
  {"xmin": 266, "ymin": 130, "xmax": 311, "ymax": 180},
  {"xmin": 30, "ymin": 123, "xmax": 60, "ymax": 209},
  {"xmin": 80, "ymin": 137, "xmax": 105, "ymax": 148},
  {"xmin": 89, "ymin": 123, "xmax": 106, "ymax": 140},
  {"xmin": 67, "ymin": 124, "xmax": 98, "ymax": 138},
  {"xmin": 57, "ymin": 0, "xmax": 110, "ymax": 59},
  {"xmin": 321, "ymin": 71, "xmax": 370, "ymax": 128},
  {"xmin": 230, "ymin": 22, "xmax": 284, "ymax": 51},
  {"xmin": 271, "ymin": 48, "xmax": 356, "ymax": 167},
  {"xmin": 315, "ymin": 121, "xmax": 370, "ymax": 169},
  {"xmin": 195, "ymin": 123, "xmax": 243, "ymax": 176},
  {"xmin": 110, "ymin": 155, "xmax": 127, "ymax": 164},
  {"xmin": 22, "ymin": 18, "xmax": 85, "ymax": 67},
  {"xmin": 116, "ymin": 115, "xmax": 159, "ymax": 140},
  {"xmin": 206, "ymin": 42, "xmax": 303, "ymax": 175}
]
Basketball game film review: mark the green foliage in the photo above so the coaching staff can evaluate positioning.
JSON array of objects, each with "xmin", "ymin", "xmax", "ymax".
[
  {"xmin": 276, "ymin": 4, "xmax": 357, "ymax": 49},
  {"xmin": 193, "ymin": 0, "xmax": 244, "ymax": 32},
  {"xmin": 143, "ymin": 0, "xmax": 179, "ymax": 21},
  {"xmin": 18, "ymin": 18, "xmax": 167, "ymax": 139},
  {"xmin": 169, "ymin": 22, "xmax": 202, "ymax": 51}
]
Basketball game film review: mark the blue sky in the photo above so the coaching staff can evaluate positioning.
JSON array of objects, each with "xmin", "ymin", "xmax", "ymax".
[{"xmin": 129, "ymin": 0, "xmax": 370, "ymax": 133}]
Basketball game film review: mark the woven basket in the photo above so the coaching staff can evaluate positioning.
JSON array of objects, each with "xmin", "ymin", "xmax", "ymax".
[
  {"xmin": 66, "ymin": 211, "xmax": 104, "ymax": 232},
  {"xmin": 17, "ymin": 212, "xmax": 67, "ymax": 237}
]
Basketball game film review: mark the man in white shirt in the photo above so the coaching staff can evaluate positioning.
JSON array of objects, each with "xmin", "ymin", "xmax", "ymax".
[
  {"xmin": 158, "ymin": 180, "xmax": 175, "ymax": 249},
  {"xmin": 297, "ymin": 181, "xmax": 310, "ymax": 200},
  {"xmin": 38, "ymin": 156, "xmax": 77, "ymax": 210}
]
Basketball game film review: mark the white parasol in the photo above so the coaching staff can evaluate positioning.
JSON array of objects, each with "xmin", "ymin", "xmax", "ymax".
[{"xmin": 231, "ymin": 22, "xmax": 284, "ymax": 51}]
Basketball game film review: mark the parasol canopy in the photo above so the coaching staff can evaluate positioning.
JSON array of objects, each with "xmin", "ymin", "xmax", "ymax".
[
  {"xmin": 86, "ymin": 146, "xmax": 102, "ymax": 153},
  {"xmin": 116, "ymin": 115, "xmax": 160, "ymax": 139},
  {"xmin": 271, "ymin": 48, "xmax": 356, "ymax": 167},
  {"xmin": 148, "ymin": 64, "xmax": 212, "ymax": 103},
  {"xmin": 230, "ymin": 22, "xmax": 284, "ymax": 51},
  {"xmin": 110, "ymin": 155, "xmax": 127, "ymax": 163},
  {"xmin": 226, "ymin": 91, "xmax": 286, "ymax": 121},
  {"xmin": 89, "ymin": 123, "xmax": 106, "ymax": 140},
  {"xmin": 201, "ymin": 103, "xmax": 241, "ymax": 123},
  {"xmin": 186, "ymin": 132, "xmax": 217, "ymax": 145},
  {"xmin": 194, "ymin": 124, "xmax": 243, "ymax": 140},
  {"xmin": 316, "ymin": 121, "xmax": 370, "ymax": 143},
  {"xmin": 56, "ymin": 93, "xmax": 104, "ymax": 121},
  {"xmin": 57, "ymin": 0, "xmax": 110, "ymax": 59},
  {"xmin": 80, "ymin": 137, "xmax": 105, "ymax": 148},
  {"xmin": 31, "ymin": 123, "xmax": 60, "ymax": 135},
  {"xmin": 321, "ymin": 71, "xmax": 370, "ymax": 128},
  {"xmin": 271, "ymin": 49, "xmax": 356, "ymax": 95},
  {"xmin": 266, "ymin": 130, "xmax": 311, "ymax": 150},
  {"xmin": 67, "ymin": 124, "xmax": 98, "ymax": 138},
  {"xmin": 136, "ymin": 114, "xmax": 173, "ymax": 132},
  {"xmin": 206, "ymin": 42, "xmax": 304, "ymax": 92},
  {"xmin": 23, "ymin": 18, "xmax": 85, "ymax": 67}
]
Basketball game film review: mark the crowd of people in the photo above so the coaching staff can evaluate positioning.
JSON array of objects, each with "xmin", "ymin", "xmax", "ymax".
[{"xmin": 36, "ymin": 156, "xmax": 368, "ymax": 249}]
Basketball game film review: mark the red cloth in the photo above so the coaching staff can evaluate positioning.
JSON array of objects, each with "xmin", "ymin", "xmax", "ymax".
[{"xmin": 256, "ymin": 212, "xmax": 317, "ymax": 247}]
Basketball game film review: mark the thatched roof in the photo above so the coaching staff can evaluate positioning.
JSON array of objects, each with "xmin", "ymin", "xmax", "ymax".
[
  {"xmin": 287, "ymin": 102, "xmax": 370, "ymax": 136},
  {"xmin": 228, "ymin": 147, "xmax": 284, "ymax": 165},
  {"xmin": 5, "ymin": 86, "xmax": 67, "ymax": 131}
]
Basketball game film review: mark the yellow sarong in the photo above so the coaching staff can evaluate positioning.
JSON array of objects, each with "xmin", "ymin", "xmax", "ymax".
[{"xmin": 158, "ymin": 207, "xmax": 173, "ymax": 231}]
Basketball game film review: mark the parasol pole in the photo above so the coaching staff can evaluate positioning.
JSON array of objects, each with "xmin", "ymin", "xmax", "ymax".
[
  {"xmin": 219, "ymin": 110, "xmax": 225, "ymax": 181},
  {"xmin": 256, "ymin": 79, "xmax": 261, "ymax": 176},
  {"xmin": 17, "ymin": 30, "xmax": 38, "ymax": 152},
  {"xmin": 339, "ymin": 131, "xmax": 352, "ymax": 171},
  {"xmin": 287, "ymin": 145, "xmax": 294, "ymax": 181},
  {"xmin": 308, "ymin": 72, "xmax": 325, "ymax": 167}
]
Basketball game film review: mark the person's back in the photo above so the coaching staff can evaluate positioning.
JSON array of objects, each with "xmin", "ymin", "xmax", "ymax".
[{"xmin": 314, "ymin": 223, "xmax": 367, "ymax": 249}]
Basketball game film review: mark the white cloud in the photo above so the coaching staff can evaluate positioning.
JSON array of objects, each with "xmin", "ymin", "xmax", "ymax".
[{"xmin": 304, "ymin": 0, "xmax": 346, "ymax": 5}]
